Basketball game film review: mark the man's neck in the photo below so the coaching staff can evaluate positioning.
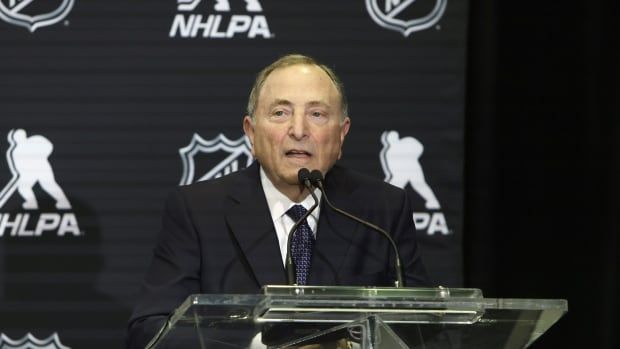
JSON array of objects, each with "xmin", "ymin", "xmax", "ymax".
[
  {"xmin": 275, "ymin": 182, "xmax": 309, "ymax": 203},
  {"xmin": 259, "ymin": 168, "xmax": 310, "ymax": 203}
]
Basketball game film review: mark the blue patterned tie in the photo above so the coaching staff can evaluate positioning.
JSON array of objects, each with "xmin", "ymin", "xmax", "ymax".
[{"xmin": 286, "ymin": 204, "xmax": 314, "ymax": 285}]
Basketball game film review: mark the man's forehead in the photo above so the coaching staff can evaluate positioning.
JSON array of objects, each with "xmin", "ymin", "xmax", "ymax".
[
  {"xmin": 259, "ymin": 64, "xmax": 340, "ymax": 100},
  {"xmin": 265, "ymin": 64, "xmax": 332, "ymax": 85}
]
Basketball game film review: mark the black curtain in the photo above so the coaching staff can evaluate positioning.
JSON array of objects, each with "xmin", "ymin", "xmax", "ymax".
[{"xmin": 465, "ymin": 1, "xmax": 618, "ymax": 348}]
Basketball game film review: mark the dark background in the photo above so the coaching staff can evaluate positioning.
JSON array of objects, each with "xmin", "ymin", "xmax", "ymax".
[
  {"xmin": 0, "ymin": 1, "xmax": 466, "ymax": 348},
  {"xmin": 0, "ymin": 0, "xmax": 617, "ymax": 348},
  {"xmin": 466, "ymin": 1, "xmax": 618, "ymax": 348}
]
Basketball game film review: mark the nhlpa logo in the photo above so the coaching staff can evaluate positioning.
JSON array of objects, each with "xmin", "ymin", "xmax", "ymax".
[
  {"xmin": 0, "ymin": 129, "xmax": 82, "ymax": 238},
  {"xmin": 366, "ymin": 0, "xmax": 447, "ymax": 37},
  {"xmin": 179, "ymin": 133, "xmax": 252, "ymax": 185},
  {"xmin": 0, "ymin": 0, "xmax": 74, "ymax": 32},
  {"xmin": 0, "ymin": 129, "xmax": 71, "ymax": 210},
  {"xmin": 0, "ymin": 332, "xmax": 71, "ymax": 349},
  {"xmin": 170, "ymin": 0, "xmax": 273, "ymax": 39},
  {"xmin": 380, "ymin": 130, "xmax": 448, "ymax": 235}
]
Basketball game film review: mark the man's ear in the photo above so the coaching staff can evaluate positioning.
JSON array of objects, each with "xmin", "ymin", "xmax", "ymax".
[
  {"xmin": 340, "ymin": 116, "xmax": 351, "ymax": 143},
  {"xmin": 243, "ymin": 115, "xmax": 256, "ymax": 156},
  {"xmin": 338, "ymin": 117, "xmax": 351, "ymax": 159}
]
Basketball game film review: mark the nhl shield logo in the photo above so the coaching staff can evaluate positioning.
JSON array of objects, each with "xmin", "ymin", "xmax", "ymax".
[
  {"xmin": 0, "ymin": 332, "xmax": 71, "ymax": 349},
  {"xmin": 365, "ymin": 0, "xmax": 447, "ymax": 37},
  {"xmin": 179, "ymin": 133, "xmax": 253, "ymax": 185},
  {"xmin": 0, "ymin": 0, "xmax": 74, "ymax": 32}
]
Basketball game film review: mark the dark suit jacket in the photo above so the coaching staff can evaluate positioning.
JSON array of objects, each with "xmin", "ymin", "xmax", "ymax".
[{"xmin": 127, "ymin": 162, "xmax": 428, "ymax": 348}]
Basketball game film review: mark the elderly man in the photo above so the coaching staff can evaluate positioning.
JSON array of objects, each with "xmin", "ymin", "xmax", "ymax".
[{"xmin": 127, "ymin": 54, "xmax": 428, "ymax": 348}]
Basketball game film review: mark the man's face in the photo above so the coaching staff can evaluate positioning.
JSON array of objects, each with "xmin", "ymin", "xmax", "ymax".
[{"xmin": 243, "ymin": 64, "xmax": 350, "ymax": 194}]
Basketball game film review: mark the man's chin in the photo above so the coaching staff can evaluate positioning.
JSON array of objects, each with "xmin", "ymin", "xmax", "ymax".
[
  {"xmin": 267, "ymin": 163, "xmax": 317, "ymax": 185},
  {"xmin": 264, "ymin": 168, "xmax": 303, "ymax": 186},
  {"xmin": 283, "ymin": 172, "xmax": 303, "ymax": 185}
]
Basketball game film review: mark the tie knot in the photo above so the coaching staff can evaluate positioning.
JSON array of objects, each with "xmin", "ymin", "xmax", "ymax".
[{"xmin": 286, "ymin": 204, "xmax": 308, "ymax": 221}]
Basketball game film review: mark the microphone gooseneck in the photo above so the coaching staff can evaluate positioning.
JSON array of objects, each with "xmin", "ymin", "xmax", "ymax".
[
  {"xmin": 285, "ymin": 168, "xmax": 320, "ymax": 285},
  {"xmin": 309, "ymin": 170, "xmax": 405, "ymax": 288}
]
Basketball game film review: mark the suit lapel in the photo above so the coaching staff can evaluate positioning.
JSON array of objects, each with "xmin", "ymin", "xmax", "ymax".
[
  {"xmin": 309, "ymin": 166, "xmax": 361, "ymax": 285},
  {"xmin": 223, "ymin": 164, "xmax": 362, "ymax": 287},
  {"xmin": 224, "ymin": 163, "xmax": 287, "ymax": 286}
]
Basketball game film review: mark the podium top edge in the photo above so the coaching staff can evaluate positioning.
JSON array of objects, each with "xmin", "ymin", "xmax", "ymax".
[
  {"xmin": 180, "ymin": 286, "xmax": 568, "ymax": 312},
  {"xmin": 261, "ymin": 285, "xmax": 483, "ymax": 299}
]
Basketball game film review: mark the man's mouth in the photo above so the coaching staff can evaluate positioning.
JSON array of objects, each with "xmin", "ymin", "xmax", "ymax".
[{"xmin": 285, "ymin": 149, "xmax": 312, "ymax": 157}]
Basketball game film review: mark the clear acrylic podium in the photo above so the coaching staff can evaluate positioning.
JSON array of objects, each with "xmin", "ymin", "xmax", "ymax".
[{"xmin": 148, "ymin": 286, "xmax": 567, "ymax": 349}]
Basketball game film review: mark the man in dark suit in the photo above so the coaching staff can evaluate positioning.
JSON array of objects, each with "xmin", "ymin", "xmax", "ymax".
[{"xmin": 127, "ymin": 54, "xmax": 428, "ymax": 348}]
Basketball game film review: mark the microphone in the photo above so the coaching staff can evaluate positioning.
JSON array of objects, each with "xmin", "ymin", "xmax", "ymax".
[
  {"xmin": 285, "ymin": 168, "xmax": 320, "ymax": 285},
  {"xmin": 309, "ymin": 170, "xmax": 405, "ymax": 287}
]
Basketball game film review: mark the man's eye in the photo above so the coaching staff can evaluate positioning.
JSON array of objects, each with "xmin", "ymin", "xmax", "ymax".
[{"xmin": 272, "ymin": 110, "xmax": 287, "ymax": 117}]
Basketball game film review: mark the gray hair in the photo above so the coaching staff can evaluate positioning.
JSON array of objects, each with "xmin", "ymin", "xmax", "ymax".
[{"xmin": 246, "ymin": 54, "xmax": 348, "ymax": 122}]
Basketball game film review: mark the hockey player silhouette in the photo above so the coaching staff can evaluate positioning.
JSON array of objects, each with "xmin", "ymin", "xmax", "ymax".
[
  {"xmin": 1, "ymin": 129, "xmax": 71, "ymax": 210},
  {"xmin": 380, "ymin": 130, "xmax": 441, "ymax": 209}
]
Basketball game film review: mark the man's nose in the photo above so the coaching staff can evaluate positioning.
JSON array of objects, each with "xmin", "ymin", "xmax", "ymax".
[{"xmin": 289, "ymin": 113, "xmax": 307, "ymax": 140}]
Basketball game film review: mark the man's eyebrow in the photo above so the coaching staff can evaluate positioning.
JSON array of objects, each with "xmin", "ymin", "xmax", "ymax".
[
  {"xmin": 268, "ymin": 99, "xmax": 293, "ymax": 109},
  {"xmin": 306, "ymin": 100, "xmax": 331, "ymax": 109}
]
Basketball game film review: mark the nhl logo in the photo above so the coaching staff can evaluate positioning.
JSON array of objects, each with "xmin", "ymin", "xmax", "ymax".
[
  {"xmin": 365, "ymin": 0, "xmax": 447, "ymax": 37},
  {"xmin": 0, "ymin": 0, "xmax": 74, "ymax": 32},
  {"xmin": 0, "ymin": 332, "xmax": 71, "ymax": 349},
  {"xmin": 178, "ymin": 133, "xmax": 253, "ymax": 185}
]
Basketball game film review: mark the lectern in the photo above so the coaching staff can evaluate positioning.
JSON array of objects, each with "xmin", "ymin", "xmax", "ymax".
[{"xmin": 147, "ymin": 286, "xmax": 567, "ymax": 349}]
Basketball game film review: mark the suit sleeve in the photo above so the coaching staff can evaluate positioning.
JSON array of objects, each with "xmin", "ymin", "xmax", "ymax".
[
  {"xmin": 126, "ymin": 188, "xmax": 202, "ymax": 349},
  {"xmin": 390, "ymin": 190, "xmax": 430, "ymax": 287}
]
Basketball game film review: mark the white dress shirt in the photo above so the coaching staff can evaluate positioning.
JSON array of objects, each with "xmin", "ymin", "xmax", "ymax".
[{"xmin": 260, "ymin": 167, "xmax": 322, "ymax": 266}]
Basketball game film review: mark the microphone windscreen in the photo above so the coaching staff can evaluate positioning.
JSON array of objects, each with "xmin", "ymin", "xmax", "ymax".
[
  {"xmin": 309, "ymin": 170, "xmax": 323, "ymax": 184},
  {"xmin": 297, "ymin": 168, "xmax": 311, "ymax": 184}
]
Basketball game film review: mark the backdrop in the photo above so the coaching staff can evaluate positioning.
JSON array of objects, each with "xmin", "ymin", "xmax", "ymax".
[{"xmin": 0, "ymin": 1, "xmax": 468, "ymax": 348}]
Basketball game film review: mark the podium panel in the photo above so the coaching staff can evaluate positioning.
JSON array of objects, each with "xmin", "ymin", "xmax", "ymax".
[{"xmin": 148, "ymin": 286, "xmax": 567, "ymax": 349}]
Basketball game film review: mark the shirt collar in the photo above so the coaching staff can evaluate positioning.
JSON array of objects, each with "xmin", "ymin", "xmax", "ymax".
[{"xmin": 260, "ymin": 166, "xmax": 321, "ymax": 224}]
